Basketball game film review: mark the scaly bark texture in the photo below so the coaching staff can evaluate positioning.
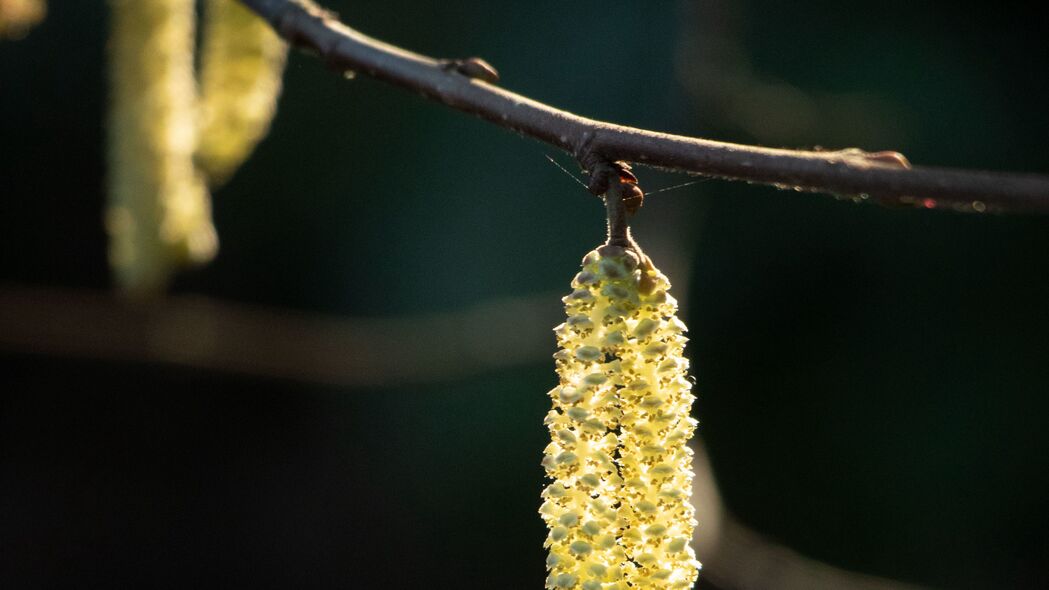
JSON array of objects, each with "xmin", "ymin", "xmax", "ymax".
[
  {"xmin": 106, "ymin": 0, "xmax": 218, "ymax": 294},
  {"xmin": 197, "ymin": 0, "xmax": 288, "ymax": 185},
  {"xmin": 542, "ymin": 244, "xmax": 700, "ymax": 589}
]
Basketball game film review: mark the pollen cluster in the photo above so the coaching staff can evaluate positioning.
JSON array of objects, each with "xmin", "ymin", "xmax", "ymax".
[{"xmin": 541, "ymin": 245, "xmax": 700, "ymax": 589}]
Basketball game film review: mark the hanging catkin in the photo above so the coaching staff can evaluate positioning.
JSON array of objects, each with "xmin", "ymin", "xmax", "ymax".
[
  {"xmin": 541, "ymin": 244, "xmax": 700, "ymax": 590},
  {"xmin": 196, "ymin": 0, "xmax": 288, "ymax": 185},
  {"xmin": 106, "ymin": 0, "xmax": 217, "ymax": 294}
]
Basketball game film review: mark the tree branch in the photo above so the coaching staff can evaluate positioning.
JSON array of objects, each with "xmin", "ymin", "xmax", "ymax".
[
  {"xmin": 0, "ymin": 284, "xmax": 560, "ymax": 387},
  {"xmin": 238, "ymin": 0, "xmax": 1049, "ymax": 213}
]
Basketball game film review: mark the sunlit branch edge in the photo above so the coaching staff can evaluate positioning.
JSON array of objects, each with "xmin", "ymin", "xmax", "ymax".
[{"xmin": 238, "ymin": 0, "xmax": 1049, "ymax": 213}]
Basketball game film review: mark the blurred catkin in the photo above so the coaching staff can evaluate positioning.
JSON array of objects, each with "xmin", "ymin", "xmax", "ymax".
[
  {"xmin": 0, "ymin": 0, "xmax": 45, "ymax": 38},
  {"xmin": 541, "ymin": 245, "xmax": 700, "ymax": 589},
  {"xmin": 197, "ymin": 0, "xmax": 287, "ymax": 185},
  {"xmin": 106, "ymin": 0, "xmax": 217, "ymax": 294}
]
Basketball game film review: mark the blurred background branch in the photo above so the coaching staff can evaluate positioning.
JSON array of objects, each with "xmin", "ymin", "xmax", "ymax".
[
  {"xmin": 0, "ymin": 284, "xmax": 560, "ymax": 387},
  {"xmin": 692, "ymin": 444, "xmax": 929, "ymax": 590},
  {"xmin": 0, "ymin": 283, "xmax": 928, "ymax": 589}
]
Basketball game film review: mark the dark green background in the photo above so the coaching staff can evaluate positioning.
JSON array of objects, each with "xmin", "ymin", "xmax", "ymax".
[{"xmin": 2, "ymin": 1, "xmax": 1048, "ymax": 588}]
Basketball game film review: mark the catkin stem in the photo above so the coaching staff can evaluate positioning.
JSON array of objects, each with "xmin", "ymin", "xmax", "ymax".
[{"xmin": 604, "ymin": 191, "xmax": 630, "ymax": 248}]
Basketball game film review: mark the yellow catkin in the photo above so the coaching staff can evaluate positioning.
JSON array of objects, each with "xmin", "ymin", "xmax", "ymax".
[
  {"xmin": 0, "ymin": 0, "xmax": 46, "ymax": 38},
  {"xmin": 196, "ymin": 0, "xmax": 288, "ymax": 185},
  {"xmin": 106, "ymin": 0, "xmax": 218, "ymax": 294},
  {"xmin": 542, "ymin": 244, "xmax": 700, "ymax": 590}
]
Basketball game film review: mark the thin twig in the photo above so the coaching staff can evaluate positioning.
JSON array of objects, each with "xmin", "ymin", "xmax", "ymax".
[{"xmin": 237, "ymin": 0, "xmax": 1049, "ymax": 213}]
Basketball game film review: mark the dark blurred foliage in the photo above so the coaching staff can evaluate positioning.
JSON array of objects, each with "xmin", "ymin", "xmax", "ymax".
[{"xmin": 2, "ymin": 1, "xmax": 1048, "ymax": 589}]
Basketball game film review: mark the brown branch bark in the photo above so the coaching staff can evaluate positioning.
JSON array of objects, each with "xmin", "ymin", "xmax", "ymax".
[{"xmin": 238, "ymin": 0, "xmax": 1049, "ymax": 213}]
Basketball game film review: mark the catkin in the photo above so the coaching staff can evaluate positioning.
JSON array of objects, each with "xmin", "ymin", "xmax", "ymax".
[
  {"xmin": 0, "ymin": 0, "xmax": 46, "ymax": 38},
  {"xmin": 542, "ymin": 245, "xmax": 700, "ymax": 590},
  {"xmin": 196, "ymin": 0, "xmax": 287, "ymax": 185},
  {"xmin": 107, "ymin": 0, "xmax": 217, "ymax": 294}
]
